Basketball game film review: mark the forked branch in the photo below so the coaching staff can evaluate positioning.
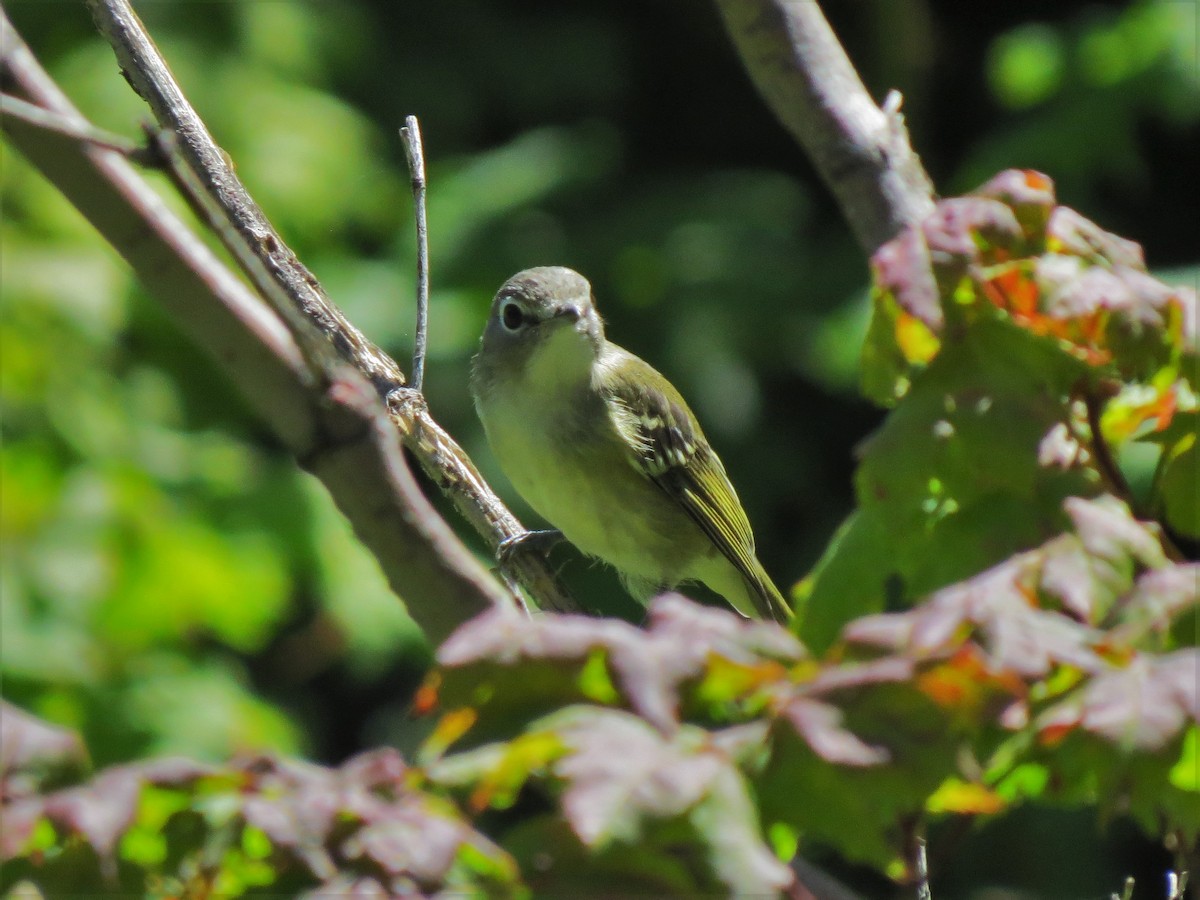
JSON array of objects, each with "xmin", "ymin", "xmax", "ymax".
[{"xmin": 80, "ymin": 0, "xmax": 578, "ymax": 614}]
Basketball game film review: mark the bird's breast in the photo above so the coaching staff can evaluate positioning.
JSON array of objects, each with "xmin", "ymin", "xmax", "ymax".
[{"xmin": 476, "ymin": 373, "xmax": 699, "ymax": 582}]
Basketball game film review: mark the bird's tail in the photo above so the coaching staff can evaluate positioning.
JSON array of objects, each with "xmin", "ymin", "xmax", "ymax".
[{"xmin": 743, "ymin": 558, "xmax": 793, "ymax": 624}]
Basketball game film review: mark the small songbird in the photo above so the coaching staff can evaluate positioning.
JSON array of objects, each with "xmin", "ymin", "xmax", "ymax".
[{"xmin": 470, "ymin": 266, "xmax": 790, "ymax": 623}]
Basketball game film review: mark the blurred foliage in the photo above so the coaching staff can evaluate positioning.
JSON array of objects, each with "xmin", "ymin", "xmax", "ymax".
[
  {"xmin": 4, "ymin": 503, "xmax": 1195, "ymax": 894},
  {"xmin": 2, "ymin": 0, "xmax": 1198, "ymax": 896}
]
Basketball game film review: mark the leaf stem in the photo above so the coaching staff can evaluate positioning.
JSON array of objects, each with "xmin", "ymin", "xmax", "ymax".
[{"xmin": 1084, "ymin": 390, "xmax": 1135, "ymax": 510}]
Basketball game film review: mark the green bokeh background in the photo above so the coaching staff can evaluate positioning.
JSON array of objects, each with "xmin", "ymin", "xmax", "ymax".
[{"xmin": 2, "ymin": 0, "xmax": 1196, "ymax": 895}]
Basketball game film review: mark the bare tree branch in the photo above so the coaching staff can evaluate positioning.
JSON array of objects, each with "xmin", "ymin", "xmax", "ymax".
[
  {"xmin": 80, "ymin": 0, "xmax": 579, "ymax": 613},
  {"xmin": 0, "ymin": 7, "xmax": 510, "ymax": 644},
  {"xmin": 83, "ymin": 0, "xmax": 401, "ymax": 391},
  {"xmin": 0, "ymin": 92, "xmax": 140, "ymax": 154},
  {"xmin": 714, "ymin": 0, "xmax": 935, "ymax": 253}
]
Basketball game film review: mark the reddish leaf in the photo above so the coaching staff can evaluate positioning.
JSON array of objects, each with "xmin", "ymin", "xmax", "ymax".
[
  {"xmin": 1045, "ymin": 207, "xmax": 1145, "ymax": 268},
  {"xmin": 871, "ymin": 226, "xmax": 941, "ymax": 331},
  {"xmin": 779, "ymin": 698, "xmax": 888, "ymax": 766},
  {"xmin": 1113, "ymin": 564, "xmax": 1200, "ymax": 640},
  {"xmin": 437, "ymin": 594, "xmax": 802, "ymax": 732},
  {"xmin": 974, "ymin": 169, "xmax": 1056, "ymax": 239},
  {"xmin": 1065, "ymin": 495, "xmax": 1167, "ymax": 570},
  {"xmin": 844, "ymin": 547, "xmax": 1104, "ymax": 678},
  {"xmin": 540, "ymin": 706, "xmax": 792, "ymax": 895},
  {"xmin": 0, "ymin": 703, "xmax": 88, "ymax": 796},
  {"xmin": 7, "ymin": 753, "xmax": 213, "ymax": 859},
  {"xmin": 240, "ymin": 758, "xmax": 341, "ymax": 880},
  {"xmin": 842, "ymin": 496, "xmax": 1176, "ymax": 677},
  {"xmin": 923, "ymin": 196, "xmax": 1022, "ymax": 268},
  {"xmin": 41, "ymin": 767, "xmax": 142, "ymax": 860},
  {"xmin": 300, "ymin": 876, "xmax": 391, "ymax": 899},
  {"xmin": 607, "ymin": 595, "xmax": 802, "ymax": 730},
  {"xmin": 805, "ymin": 656, "xmax": 917, "ymax": 694},
  {"xmin": 865, "ymin": 168, "xmax": 1197, "ymax": 403},
  {"xmin": 549, "ymin": 707, "xmax": 725, "ymax": 845},
  {"xmin": 0, "ymin": 799, "xmax": 41, "ymax": 859},
  {"xmin": 342, "ymin": 797, "xmax": 477, "ymax": 883},
  {"xmin": 1039, "ymin": 650, "xmax": 1199, "ymax": 751}
]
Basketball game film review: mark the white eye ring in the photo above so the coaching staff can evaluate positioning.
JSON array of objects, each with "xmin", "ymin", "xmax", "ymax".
[{"xmin": 500, "ymin": 300, "xmax": 524, "ymax": 332}]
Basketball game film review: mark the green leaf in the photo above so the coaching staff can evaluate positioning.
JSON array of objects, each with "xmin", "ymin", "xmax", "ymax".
[
  {"xmin": 1156, "ymin": 427, "xmax": 1199, "ymax": 539},
  {"xmin": 802, "ymin": 320, "xmax": 1096, "ymax": 651}
]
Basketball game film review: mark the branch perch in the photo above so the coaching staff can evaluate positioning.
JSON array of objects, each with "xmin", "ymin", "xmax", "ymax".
[
  {"xmin": 81, "ymin": 0, "xmax": 578, "ymax": 613},
  {"xmin": 0, "ymin": 7, "xmax": 510, "ymax": 643}
]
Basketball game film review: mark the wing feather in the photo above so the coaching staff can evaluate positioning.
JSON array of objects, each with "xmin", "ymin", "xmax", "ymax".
[{"xmin": 600, "ymin": 351, "xmax": 787, "ymax": 619}]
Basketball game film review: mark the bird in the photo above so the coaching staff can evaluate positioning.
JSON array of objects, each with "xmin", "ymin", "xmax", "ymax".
[{"xmin": 469, "ymin": 266, "xmax": 790, "ymax": 623}]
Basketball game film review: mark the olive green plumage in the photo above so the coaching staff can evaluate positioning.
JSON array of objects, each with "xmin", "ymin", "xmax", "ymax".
[{"xmin": 470, "ymin": 266, "xmax": 790, "ymax": 623}]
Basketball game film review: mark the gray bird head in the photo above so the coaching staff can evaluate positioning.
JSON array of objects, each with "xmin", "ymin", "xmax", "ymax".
[{"xmin": 477, "ymin": 267, "xmax": 606, "ymax": 380}]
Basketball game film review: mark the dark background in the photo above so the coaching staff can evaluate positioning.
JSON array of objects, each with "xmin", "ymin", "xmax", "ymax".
[{"xmin": 3, "ymin": 1, "xmax": 1195, "ymax": 895}]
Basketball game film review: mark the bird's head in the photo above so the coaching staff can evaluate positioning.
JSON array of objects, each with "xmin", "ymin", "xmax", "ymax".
[{"xmin": 478, "ymin": 266, "xmax": 605, "ymax": 384}]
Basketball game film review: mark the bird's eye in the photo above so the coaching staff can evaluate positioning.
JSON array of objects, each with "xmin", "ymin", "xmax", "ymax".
[{"xmin": 501, "ymin": 301, "xmax": 524, "ymax": 331}]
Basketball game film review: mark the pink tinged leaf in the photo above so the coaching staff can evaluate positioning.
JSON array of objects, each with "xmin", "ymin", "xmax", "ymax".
[
  {"xmin": 1064, "ymin": 496, "xmax": 1167, "ymax": 571},
  {"xmin": 608, "ymin": 594, "xmax": 803, "ymax": 730},
  {"xmin": 691, "ymin": 763, "xmax": 795, "ymax": 895},
  {"xmin": 707, "ymin": 721, "xmax": 772, "ymax": 761},
  {"xmin": 1037, "ymin": 422, "xmax": 1084, "ymax": 471},
  {"xmin": 0, "ymin": 702, "xmax": 88, "ymax": 790},
  {"xmin": 437, "ymin": 604, "xmax": 639, "ymax": 667},
  {"xmin": 0, "ymin": 799, "xmax": 42, "ymax": 859},
  {"xmin": 872, "ymin": 227, "xmax": 942, "ymax": 330},
  {"xmin": 1044, "ymin": 267, "xmax": 1147, "ymax": 322},
  {"xmin": 339, "ymin": 747, "xmax": 408, "ymax": 790},
  {"xmin": 845, "ymin": 548, "xmax": 1104, "ymax": 678},
  {"xmin": 781, "ymin": 698, "xmax": 889, "ymax": 766},
  {"xmin": 1046, "ymin": 207, "xmax": 1145, "ymax": 268},
  {"xmin": 300, "ymin": 876, "xmax": 390, "ymax": 899},
  {"xmin": 341, "ymin": 800, "xmax": 463, "ymax": 883},
  {"xmin": 1157, "ymin": 650, "xmax": 1200, "ymax": 724},
  {"xmin": 1120, "ymin": 565, "xmax": 1200, "ymax": 633},
  {"xmin": 551, "ymin": 709, "xmax": 722, "ymax": 846},
  {"xmin": 136, "ymin": 756, "xmax": 214, "ymax": 785},
  {"xmin": 1040, "ymin": 537, "xmax": 1103, "ymax": 621},
  {"xmin": 807, "ymin": 656, "xmax": 916, "ymax": 693},
  {"xmin": 923, "ymin": 197, "xmax": 1022, "ymax": 264},
  {"xmin": 841, "ymin": 613, "xmax": 915, "ymax": 649},
  {"xmin": 1042, "ymin": 651, "xmax": 1199, "ymax": 751},
  {"xmin": 41, "ymin": 767, "xmax": 141, "ymax": 860},
  {"xmin": 974, "ymin": 169, "xmax": 1057, "ymax": 220},
  {"xmin": 240, "ymin": 759, "xmax": 341, "ymax": 881}
]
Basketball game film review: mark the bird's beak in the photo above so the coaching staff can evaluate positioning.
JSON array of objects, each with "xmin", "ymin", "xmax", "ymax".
[{"xmin": 552, "ymin": 302, "xmax": 584, "ymax": 322}]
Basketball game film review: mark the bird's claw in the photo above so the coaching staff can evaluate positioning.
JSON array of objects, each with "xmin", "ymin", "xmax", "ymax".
[{"xmin": 498, "ymin": 529, "xmax": 565, "ymax": 564}]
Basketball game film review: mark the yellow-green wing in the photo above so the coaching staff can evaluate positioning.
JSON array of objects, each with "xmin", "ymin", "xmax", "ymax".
[{"xmin": 601, "ymin": 351, "xmax": 789, "ymax": 621}]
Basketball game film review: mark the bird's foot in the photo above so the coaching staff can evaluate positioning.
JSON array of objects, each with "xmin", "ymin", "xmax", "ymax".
[{"xmin": 498, "ymin": 529, "xmax": 565, "ymax": 564}]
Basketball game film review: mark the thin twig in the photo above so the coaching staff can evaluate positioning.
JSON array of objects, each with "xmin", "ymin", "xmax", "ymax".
[
  {"xmin": 0, "ymin": 92, "xmax": 143, "ymax": 157},
  {"xmin": 399, "ymin": 116, "xmax": 430, "ymax": 394},
  {"xmin": 1071, "ymin": 391, "xmax": 1184, "ymax": 561},
  {"xmin": 915, "ymin": 838, "xmax": 932, "ymax": 900},
  {"xmin": 1084, "ymin": 390, "xmax": 1134, "ymax": 507},
  {"xmin": 1166, "ymin": 870, "xmax": 1187, "ymax": 900}
]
